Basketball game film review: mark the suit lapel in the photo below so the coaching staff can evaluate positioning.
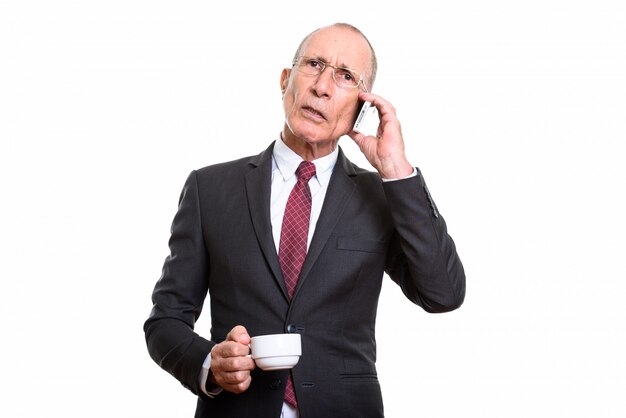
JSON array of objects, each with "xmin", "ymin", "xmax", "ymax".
[{"xmin": 244, "ymin": 142, "xmax": 288, "ymax": 296}]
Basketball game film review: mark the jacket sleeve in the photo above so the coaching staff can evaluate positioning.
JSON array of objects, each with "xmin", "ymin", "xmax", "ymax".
[
  {"xmin": 143, "ymin": 170, "xmax": 214, "ymax": 396},
  {"xmin": 383, "ymin": 168, "xmax": 466, "ymax": 313}
]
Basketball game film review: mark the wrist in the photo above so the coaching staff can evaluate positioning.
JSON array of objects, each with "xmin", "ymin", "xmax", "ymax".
[{"xmin": 378, "ymin": 159, "xmax": 414, "ymax": 180}]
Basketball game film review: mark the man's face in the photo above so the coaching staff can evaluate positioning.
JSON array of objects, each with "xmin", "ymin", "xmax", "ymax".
[{"xmin": 281, "ymin": 26, "xmax": 371, "ymax": 146}]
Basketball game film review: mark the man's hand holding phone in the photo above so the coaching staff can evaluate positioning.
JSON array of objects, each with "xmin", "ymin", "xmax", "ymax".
[{"xmin": 349, "ymin": 92, "xmax": 414, "ymax": 180}]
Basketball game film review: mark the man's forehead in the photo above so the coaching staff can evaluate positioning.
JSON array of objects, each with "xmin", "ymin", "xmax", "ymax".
[{"xmin": 301, "ymin": 28, "xmax": 370, "ymax": 68}]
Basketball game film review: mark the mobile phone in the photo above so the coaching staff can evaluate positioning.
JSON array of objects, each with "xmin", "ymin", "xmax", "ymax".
[{"xmin": 352, "ymin": 101, "xmax": 372, "ymax": 133}]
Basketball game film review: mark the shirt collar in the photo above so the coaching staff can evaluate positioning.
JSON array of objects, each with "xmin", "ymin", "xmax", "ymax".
[{"xmin": 272, "ymin": 135, "xmax": 338, "ymax": 186}]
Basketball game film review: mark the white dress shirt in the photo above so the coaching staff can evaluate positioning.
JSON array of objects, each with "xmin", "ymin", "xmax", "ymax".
[{"xmin": 269, "ymin": 135, "xmax": 338, "ymax": 253}]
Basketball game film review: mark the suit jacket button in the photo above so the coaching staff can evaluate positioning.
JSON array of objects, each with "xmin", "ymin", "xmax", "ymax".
[
  {"xmin": 269, "ymin": 379, "xmax": 282, "ymax": 390},
  {"xmin": 287, "ymin": 324, "xmax": 304, "ymax": 333}
]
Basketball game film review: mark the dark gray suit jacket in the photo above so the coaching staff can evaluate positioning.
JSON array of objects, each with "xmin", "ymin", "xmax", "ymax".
[{"xmin": 144, "ymin": 142, "xmax": 465, "ymax": 418}]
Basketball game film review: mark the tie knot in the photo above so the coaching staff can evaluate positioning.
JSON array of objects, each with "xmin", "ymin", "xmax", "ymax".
[{"xmin": 296, "ymin": 161, "xmax": 316, "ymax": 183}]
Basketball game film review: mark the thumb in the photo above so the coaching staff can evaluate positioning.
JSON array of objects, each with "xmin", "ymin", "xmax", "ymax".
[{"xmin": 227, "ymin": 325, "xmax": 251, "ymax": 345}]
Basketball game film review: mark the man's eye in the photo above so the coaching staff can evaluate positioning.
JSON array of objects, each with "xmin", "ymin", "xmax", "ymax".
[
  {"xmin": 337, "ymin": 69, "xmax": 356, "ymax": 83},
  {"xmin": 307, "ymin": 59, "xmax": 322, "ymax": 69}
]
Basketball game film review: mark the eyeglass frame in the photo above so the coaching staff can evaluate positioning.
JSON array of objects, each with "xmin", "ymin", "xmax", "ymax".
[{"xmin": 291, "ymin": 56, "xmax": 369, "ymax": 93}]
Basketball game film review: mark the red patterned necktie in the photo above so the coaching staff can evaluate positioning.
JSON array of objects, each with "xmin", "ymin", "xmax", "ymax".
[
  {"xmin": 279, "ymin": 161, "xmax": 316, "ymax": 299},
  {"xmin": 278, "ymin": 160, "xmax": 316, "ymax": 408}
]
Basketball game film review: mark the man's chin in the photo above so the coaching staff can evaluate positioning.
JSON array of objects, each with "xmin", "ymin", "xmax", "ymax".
[
  {"xmin": 286, "ymin": 119, "xmax": 349, "ymax": 144},
  {"xmin": 290, "ymin": 127, "xmax": 326, "ymax": 144}
]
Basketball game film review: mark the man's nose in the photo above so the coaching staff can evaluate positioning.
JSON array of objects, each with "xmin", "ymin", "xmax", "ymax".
[{"xmin": 312, "ymin": 66, "xmax": 334, "ymax": 97}]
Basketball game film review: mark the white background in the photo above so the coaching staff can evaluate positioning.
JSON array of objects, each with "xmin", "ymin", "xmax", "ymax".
[{"xmin": 1, "ymin": 1, "xmax": 625, "ymax": 417}]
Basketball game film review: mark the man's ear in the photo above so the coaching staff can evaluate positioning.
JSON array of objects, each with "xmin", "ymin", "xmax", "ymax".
[{"xmin": 280, "ymin": 68, "xmax": 290, "ymax": 94}]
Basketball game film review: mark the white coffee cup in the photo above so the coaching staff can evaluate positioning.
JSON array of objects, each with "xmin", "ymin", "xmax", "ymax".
[{"xmin": 250, "ymin": 333, "xmax": 301, "ymax": 370}]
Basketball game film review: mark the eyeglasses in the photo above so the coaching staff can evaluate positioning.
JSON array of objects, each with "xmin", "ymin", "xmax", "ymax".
[{"xmin": 292, "ymin": 56, "xmax": 368, "ymax": 92}]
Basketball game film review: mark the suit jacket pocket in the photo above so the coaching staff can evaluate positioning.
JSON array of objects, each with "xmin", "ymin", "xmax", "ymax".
[
  {"xmin": 336, "ymin": 236, "xmax": 387, "ymax": 254},
  {"xmin": 339, "ymin": 373, "xmax": 384, "ymax": 417}
]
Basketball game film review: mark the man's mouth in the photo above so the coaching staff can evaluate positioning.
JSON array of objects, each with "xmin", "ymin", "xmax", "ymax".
[{"xmin": 302, "ymin": 106, "xmax": 326, "ymax": 121}]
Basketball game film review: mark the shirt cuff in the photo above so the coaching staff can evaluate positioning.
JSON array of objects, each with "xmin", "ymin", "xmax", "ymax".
[
  {"xmin": 381, "ymin": 167, "xmax": 417, "ymax": 182},
  {"xmin": 199, "ymin": 348, "xmax": 223, "ymax": 397}
]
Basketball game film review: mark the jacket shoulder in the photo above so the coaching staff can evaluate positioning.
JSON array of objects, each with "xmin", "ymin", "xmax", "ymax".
[{"xmin": 194, "ymin": 142, "xmax": 274, "ymax": 179}]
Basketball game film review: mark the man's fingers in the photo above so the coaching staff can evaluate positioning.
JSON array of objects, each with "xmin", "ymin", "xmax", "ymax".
[
  {"xmin": 226, "ymin": 325, "xmax": 251, "ymax": 345},
  {"xmin": 214, "ymin": 352, "xmax": 256, "ymax": 372},
  {"xmin": 218, "ymin": 368, "xmax": 254, "ymax": 385},
  {"xmin": 210, "ymin": 325, "xmax": 255, "ymax": 394},
  {"xmin": 221, "ymin": 375, "xmax": 252, "ymax": 394},
  {"xmin": 216, "ymin": 325, "xmax": 252, "ymax": 357},
  {"xmin": 213, "ymin": 340, "xmax": 251, "ymax": 359},
  {"xmin": 210, "ymin": 355, "xmax": 255, "ymax": 394}
]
